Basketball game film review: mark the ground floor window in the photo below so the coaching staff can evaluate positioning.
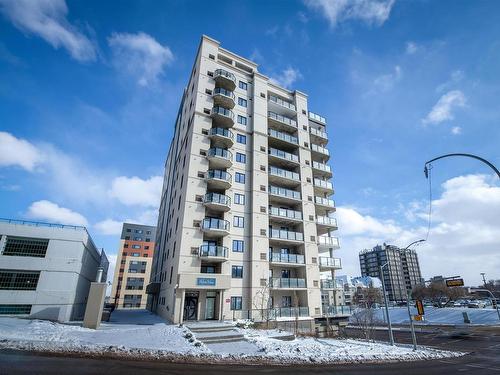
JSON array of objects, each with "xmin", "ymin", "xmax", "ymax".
[
  {"xmin": 0, "ymin": 304, "xmax": 32, "ymax": 314},
  {"xmin": 230, "ymin": 296, "xmax": 242, "ymax": 310}
]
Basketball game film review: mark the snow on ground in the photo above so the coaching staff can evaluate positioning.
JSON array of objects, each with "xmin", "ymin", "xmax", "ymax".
[{"xmin": 0, "ymin": 310, "xmax": 464, "ymax": 364}]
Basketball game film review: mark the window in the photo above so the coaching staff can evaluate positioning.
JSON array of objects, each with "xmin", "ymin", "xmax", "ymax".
[
  {"xmin": 233, "ymin": 216, "xmax": 244, "ymax": 228},
  {"xmin": 132, "ymin": 245, "xmax": 141, "ymax": 249},
  {"xmin": 238, "ymin": 97, "xmax": 247, "ymax": 107},
  {"xmin": 3, "ymin": 236, "xmax": 49, "ymax": 258},
  {"xmin": 126, "ymin": 229, "xmax": 131, "ymax": 233},
  {"xmin": 135, "ymin": 230, "xmax": 143, "ymax": 234},
  {"xmin": 232, "ymin": 240, "xmax": 244, "ymax": 252},
  {"xmin": 230, "ymin": 296, "xmax": 243, "ymax": 310},
  {"xmin": 0, "ymin": 270, "xmax": 40, "ymax": 290},
  {"xmin": 236, "ymin": 152, "xmax": 246, "ymax": 163},
  {"xmin": 236, "ymin": 134, "xmax": 246, "ymax": 144},
  {"xmin": 132, "ymin": 252, "xmax": 140, "ymax": 257},
  {"xmin": 235, "ymin": 172, "xmax": 245, "ymax": 183},
  {"xmin": 237, "ymin": 115, "xmax": 247, "ymax": 125},
  {"xmin": 146, "ymin": 231, "xmax": 151, "ymax": 235},
  {"xmin": 234, "ymin": 193, "xmax": 245, "ymax": 205},
  {"xmin": 134, "ymin": 237, "xmax": 142, "ymax": 241},
  {"xmin": 201, "ymin": 265, "xmax": 216, "ymax": 274},
  {"xmin": 0, "ymin": 305, "xmax": 32, "ymax": 315},
  {"xmin": 239, "ymin": 81, "xmax": 247, "ymax": 90},
  {"xmin": 232, "ymin": 266, "xmax": 243, "ymax": 278}
]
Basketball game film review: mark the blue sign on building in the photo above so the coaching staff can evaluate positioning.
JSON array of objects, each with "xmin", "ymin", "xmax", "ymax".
[{"xmin": 197, "ymin": 277, "xmax": 216, "ymax": 286}]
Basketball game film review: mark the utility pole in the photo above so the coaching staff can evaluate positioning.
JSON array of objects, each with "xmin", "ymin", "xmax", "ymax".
[
  {"xmin": 380, "ymin": 263, "xmax": 394, "ymax": 346},
  {"xmin": 406, "ymin": 290, "xmax": 418, "ymax": 350},
  {"xmin": 481, "ymin": 273, "xmax": 488, "ymax": 289}
]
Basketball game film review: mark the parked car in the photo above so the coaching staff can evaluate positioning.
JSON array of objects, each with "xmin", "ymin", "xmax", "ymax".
[{"xmin": 468, "ymin": 300, "xmax": 486, "ymax": 308}]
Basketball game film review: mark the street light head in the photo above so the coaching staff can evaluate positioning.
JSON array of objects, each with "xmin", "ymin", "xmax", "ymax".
[{"xmin": 424, "ymin": 165, "xmax": 429, "ymax": 179}]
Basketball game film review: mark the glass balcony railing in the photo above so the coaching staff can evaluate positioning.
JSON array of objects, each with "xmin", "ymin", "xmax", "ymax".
[
  {"xmin": 316, "ymin": 216, "xmax": 337, "ymax": 227},
  {"xmin": 209, "ymin": 127, "xmax": 234, "ymax": 140},
  {"xmin": 310, "ymin": 127, "xmax": 328, "ymax": 139},
  {"xmin": 213, "ymin": 87, "xmax": 235, "ymax": 100},
  {"xmin": 268, "ymin": 111, "xmax": 297, "ymax": 128},
  {"xmin": 207, "ymin": 147, "xmax": 233, "ymax": 161},
  {"xmin": 268, "ymin": 129, "xmax": 298, "ymax": 145},
  {"xmin": 269, "ymin": 147, "xmax": 299, "ymax": 163},
  {"xmin": 269, "ymin": 185, "xmax": 301, "ymax": 200},
  {"xmin": 269, "ymin": 252, "xmax": 305, "ymax": 264},
  {"xmin": 308, "ymin": 111, "xmax": 326, "ymax": 124},
  {"xmin": 311, "ymin": 143, "xmax": 330, "ymax": 156},
  {"xmin": 269, "ymin": 166, "xmax": 300, "ymax": 181},
  {"xmin": 269, "ymin": 206, "xmax": 302, "ymax": 220},
  {"xmin": 315, "ymin": 196, "xmax": 335, "ymax": 208},
  {"xmin": 314, "ymin": 178, "xmax": 333, "ymax": 190},
  {"xmin": 317, "ymin": 236, "xmax": 340, "ymax": 247},
  {"xmin": 269, "ymin": 229, "xmax": 304, "ymax": 241},
  {"xmin": 312, "ymin": 161, "xmax": 332, "ymax": 173},
  {"xmin": 269, "ymin": 277, "xmax": 306, "ymax": 288},
  {"xmin": 211, "ymin": 106, "xmax": 235, "ymax": 120},
  {"xmin": 268, "ymin": 94, "xmax": 296, "ymax": 111},
  {"xmin": 319, "ymin": 257, "xmax": 342, "ymax": 268},
  {"xmin": 204, "ymin": 192, "xmax": 231, "ymax": 206},
  {"xmin": 214, "ymin": 69, "xmax": 236, "ymax": 84},
  {"xmin": 320, "ymin": 280, "xmax": 337, "ymax": 289},
  {"xmin": 206, "ymin": 169, "xmax": 231, "ymax": 183},
  {"xmin": 199, "ymin": 244, "xmax": 228, "ymax": 258},
  {"xmin": 201, "ymin": 217, "xmax": 230, "ymax": 231}
]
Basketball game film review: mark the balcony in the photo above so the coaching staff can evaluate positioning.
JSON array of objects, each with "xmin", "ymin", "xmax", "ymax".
[
  {"xmin": 311, "ymin": 144, "xmax": 330, "ymax": 160},
  {"xmin": 269, "ymin": 229, "xmax": 304, "ymax": 244},
  {"xmin": 211, "ymin": 106, "xmax": 235, "ymax": 128},
  {"xmin": 269, "ymin": 252, "xmax": 305, "ymax": 266},
  {"xmin": 203, "ymin": 193, "xmax": 231, "ymax": 212},
  {"xmin": 308, "ymin": 111, "xmax": 326, "ymax": 125},
  {"xmin": 312, "ymin": 161, "xmax": 332, "ymax": 178},
  {"xmin": 199, "ymin": 245, "xmax": 229, "ymax": 262},
  {"xmin": 208, "ymin": 127, "xmax": 234, "ymax": 148},
  {"xmin": 268, "ymin": 111, "xmax": 297, "ymax": 132},
  {"xmin": 213, "ymin": 68, "xmax": 236, "ymax": 91},
  {"xmin": 309, "ymin": 127, "xmax": 328, "ymax": 143},
  {"xmin": 316, "ymin": 215, "xmax": 338, "ymax": 230},
  {"xmin": 268, "ymin": 147, "xmax": 299, "ymax": 168},
  {"xmin": 268, "ymin": 94, "xmax": 296, "ymax": 113},
  {"xmin": 268, "ymin": 166, "xmax": 301, "ymax": 187},
  {"xmin": 207, "ymin": 147, "xmax": 233, "ymax": 169},
  {"xmin": 317, "ymin": 236, "xmax": 340, "ymax": 250},
  {"xmin": 268, "ymin": 129, "xmax": 299, "ymax": 149},
  {"xmin": 201, "ymin": 217, "xmax": 230, "ymax": 237},
  {"xmin": 314, "ymin": 196, "xmax": 336, "ymax": 210},
  {"xmin": 206, "ymin": 170, "xmax": 232, "ymax": 190},
  {"xmin": 212, "ymin": 87, "xmax": 235, "ymax": 109},
  {"xmin": 268, "ymin": 185, "xmax": 301, "ymax": 205},
  {"xmin": 313, "ymin": 178, "xmax": 334, "ymax": 194},
  {"xmin": 320, "ymin": 280, "xmax": 338, "ymax": 290},
  {"xmin": 269, "ymin": 277, "xmax": 306, "ymax": 289},
  {"xmin": 268, "ymin": 206, "xmax": 302, "ymax": 223},
  {"xmin": 319, "ymin": 257, "xmax": 342, "ymax": 270},
  {"xmin": 178, "ymin": 272, "xmax": 231, "ymax": 290}
]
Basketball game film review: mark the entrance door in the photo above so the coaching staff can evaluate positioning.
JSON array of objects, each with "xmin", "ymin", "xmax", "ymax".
[
  {"xmin": 205, "ymin": 296, "xmax": 216, "ymax": 320},
  {"xmin": 183, "ymin": 295, "xmax": 198, "ymax": 321}
]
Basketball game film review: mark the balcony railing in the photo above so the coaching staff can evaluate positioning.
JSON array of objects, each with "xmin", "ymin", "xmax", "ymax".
[
  {"xmin": 269, "ymin": 166, "xmax": 300, "ymax": 181},
  {"xmin": 207, "ymin": 147, "xmax": 233, "ymax": 161},
  {"xmin": 308, "ymin": 111, "xmax": 326, "ymax": 124},
  {"xmin": 214, "ymin": 68, "xmax": 236, "ymax": 85},
  {"xmin": 311, "ymin": 143, "xmax": 330, "ymax": 156},
  {"xmin": 314, "ymin": 178, "xmax": 333, "ymax": 190},
  {"xmin": 269, "ymin": 206, "xmax": 302, "ymax": 220},
  {"xmin": 269, "ymin": 147, "xmax": 299, "ymax": 163},
  {"xmin": 199, "ymin": 245, "xmax": 228, "ymax": 258},
  {"xmin": 269, "ymin": 252, "xmax": 305, "ymax": 264},
  {"xmin": 312, "ymin": 161, "xmax": 332, "ymax": 173},
  {"xmin": 318, "ymin": 236, "xmax": 340, "ymax": 247},
  {"xmin": 268, "ymin": 94, "xmax": 296, "ymax": 111},
  {"xmin": 201, "ymin": 217, "xmax": 230, "ymax": 231},
  {"xmin": 319, "ymin": 257, "xmax": 342, "ymax": 268},
  {"xmin": 270, "ymin": 277, "xmax": 306, "ymax": 288},
  {"xmin": 206, "ymin": 170, "xmax": 232, "ymax": 183},
  {"xmin": 310, "ymin": 127, "xmax": 328, "ymax": 140},
  {"xmin": 316, "ymin": 216, "xmax": 337, "ymax": 227},
  {"xmin": 268, "ymin": 111, "xmax": 297, "ymax": 128},
  {"xmin": 211, "ymin": 106, "xmax": 235, "ymax": 121},
  {"xmin": 323, "ymin": 305, "xmax": 352, "ymax": 317},
  {"xmin": 230, "ymin": 307, "xmax": 310, "ymax": 321},
  {"xmin": 269, "ymin": 185, "xmax": 301, "ymax": 200},
  {"xmin": 209, "ymin": 127, "xmax": 234, "ymax": 140},
  {"xmin": 315, "ymin": 196, "xmax": 335, "ymax": 208},
  {"xmin": 213, "ymin": 87, "xmax": 235, "ymax": 101},
  {"xmin": 320, "ymin": 280, "xmax": 337, "ymax": 289},
  {"xmin": 268, "ymin": 129, "xmax": 298, "ymax": 145},
  {"xmin": 204, "ymin": 193, "xmax": 231, "ymax": 206},
  {"xmin": 270, "ymin": 229, "xmax": 304, "ymax": 242}
]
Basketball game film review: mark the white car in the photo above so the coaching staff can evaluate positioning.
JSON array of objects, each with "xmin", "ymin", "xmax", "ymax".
[{"xmin": 468, "ymin": 301, "xmax": 486, "ymax": 308}]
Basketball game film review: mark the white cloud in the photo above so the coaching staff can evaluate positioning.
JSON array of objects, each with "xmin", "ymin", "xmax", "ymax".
[
  {"xmin": 0, "ymin": 0, "xmax": 96, "ymax": 62},
  {"xmin": 372, "ymin": 65, "xmax": 401, "ymax": 92},
  {"xmin": 108, "ymin": 175, "xmax": 162, "ymax": 207},
  {"xmin": 305, "ymin": 0, "xmax": 395, "ymax": 28},
  {"xmin": 270, "ymin": 67, "xmax": 302, "ymax": 89},
  {"xmin": 27, "ymin": 200, "xmax": 88, "ymax": 226},
  {"xmin": 337, "ymin": 206, "xmax": 402, "ymax": 237},
  {"xmin": 0, "ymin": 131, "xmax": 43, "ymax": 171},
  {"xmin": 94, "ymin": 219, "xmax": 123, "ymax": 235},
  {"xmin": 451, "ymin": 126, "xmax": 462, "ymax": 135},
  {"xmin": 422, "ymin": 90, "xmax": 466, "ymax": 125},
  {"xmin": 108, "ymin": 32, "xmax": 173, "ymax": 86},
  {"xmin": 405, "ymin": 41, "xmax": 418, "ymax": 54}
]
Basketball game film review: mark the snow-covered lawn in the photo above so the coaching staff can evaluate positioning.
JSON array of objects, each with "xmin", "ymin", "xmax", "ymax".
[{"xmin": 0, "ymin": 312, "xmax": 464, "ymax": 365}]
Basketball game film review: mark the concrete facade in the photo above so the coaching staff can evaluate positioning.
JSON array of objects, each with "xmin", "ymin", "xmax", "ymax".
[
  {"xmin": 0, "ymin": 219, "xmax": 108, "ymax": 322},
  {"xmin": 111, "ymin": 223, "xmax": 156, "ymax": 309},
  {"xmin": 148, "ymin": 36, "xmax": 340, "ymax": 323}
]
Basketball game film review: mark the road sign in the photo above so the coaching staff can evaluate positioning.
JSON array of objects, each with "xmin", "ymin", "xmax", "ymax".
[
  {"xmin": 446, "ymin": 278, "xmax": 464, "ymax": 287},
  {"xmin": 414, "ymin": 315, "xmax": 423, "ymax": 321},
  {"xmin": 415, "ymin": 299, "xmax": 425, "ymax": 315}
]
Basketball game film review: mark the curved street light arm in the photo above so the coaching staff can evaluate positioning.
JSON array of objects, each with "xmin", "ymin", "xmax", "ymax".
[{"xmin": 424, "ymin": 153, "xmax": 500, "ymax": 179}]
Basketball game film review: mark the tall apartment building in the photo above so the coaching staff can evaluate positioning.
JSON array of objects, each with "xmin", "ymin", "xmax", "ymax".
[
  {"xmin": 111, "ymin": 223, "xmax": 156, "ymax": 309},
  {"xmin": 359, "ymin": 243, "xmax": 423, "ymax": 302},
  {"xmin": 147, "ymin": 36, "xmax": 339, "ymax": 323},
  {"xmin": 0, "ymin": 218, "xmax": 108, "ymax": 322}
]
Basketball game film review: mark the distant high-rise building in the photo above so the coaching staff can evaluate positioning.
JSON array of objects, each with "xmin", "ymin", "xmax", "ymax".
[
  {"xmin": 147, "ymin": 35, "xmax": 340, "ymax": 323},
  {"xmin": 111, "ymin": 223, "xmax": 156, "ymax": 309},
  {"xmin": 359, "ymin": 243, "xmax": 422, "ymax": 301}
]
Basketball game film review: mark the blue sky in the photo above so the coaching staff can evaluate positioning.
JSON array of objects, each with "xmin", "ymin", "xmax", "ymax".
[{"xmin": 1, "ymin": 0, "xmax": 499, "ymax": 287}]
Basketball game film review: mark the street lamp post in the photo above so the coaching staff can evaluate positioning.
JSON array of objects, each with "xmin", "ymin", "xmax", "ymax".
[{"xmin": 380, "ymin": 262, "xmax": 394, "ymax": 346}]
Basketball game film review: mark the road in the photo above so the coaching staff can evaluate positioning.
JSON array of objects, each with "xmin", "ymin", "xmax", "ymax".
[{"xmin": 1, "ymin": 326, "xmax": 499, "ymax": 374}]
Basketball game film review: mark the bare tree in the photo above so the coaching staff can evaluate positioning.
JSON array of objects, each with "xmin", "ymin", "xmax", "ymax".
[
  {"xmin": 253, "ymin": 281, "xmax": 271, "ymax": 325},
  {"xmin": 351, "ymin": 286, "xmax": 383, "ymax": 340}
]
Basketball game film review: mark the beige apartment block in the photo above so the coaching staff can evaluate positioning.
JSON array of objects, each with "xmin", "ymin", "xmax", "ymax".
[{"xmin": 147, "ymin": 35, "xmax": 340, "ymax": 324}]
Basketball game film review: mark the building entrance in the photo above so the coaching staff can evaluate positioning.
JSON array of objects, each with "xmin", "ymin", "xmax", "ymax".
[{"xmin": 183, "ymin": 292, "xmax": 199, "ymax": 320}]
